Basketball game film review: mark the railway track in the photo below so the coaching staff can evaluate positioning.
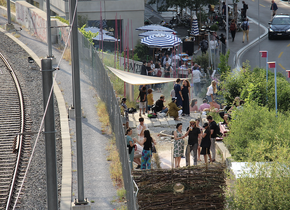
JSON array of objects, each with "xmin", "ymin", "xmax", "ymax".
[{"xmin": 0, "ymin": 51, "xmax": 31, "ymax": 210}]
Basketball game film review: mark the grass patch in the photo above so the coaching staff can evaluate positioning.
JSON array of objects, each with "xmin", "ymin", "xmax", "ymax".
[
  {"xmin": 95, "ymin": 100, "xmax": 112, "ymax": 135},
  {"xmin": 117, "ymin": 188, "xmax": 126, "ymax": 202},
  {"xmin": 63, "ymin": 48, "xmax": 71, "ymax": 64},
  {"xmin": 96, "ymin": 97, "xmax": 126, "ymax": 209}
]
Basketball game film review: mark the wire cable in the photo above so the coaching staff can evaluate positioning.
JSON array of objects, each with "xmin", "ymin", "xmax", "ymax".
[{"xmin": 12, "ymin": 0, "xmax": 79, "ymax": 208}]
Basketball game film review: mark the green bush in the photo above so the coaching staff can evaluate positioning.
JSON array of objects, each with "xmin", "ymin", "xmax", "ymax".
[
  {"xmin": 219, "ymin": 64, "xmax": 290, "ymax": 112},
  {"xmin": 134, "ymin": 41, "xmax": 149, "ymax": 62},
  {"xmin": 223, "ymin": 101, "xmax": 290, "ymax": 161},
  {"xmin": 227, "ymin": 160, "xmax": 290, "ymax": 209}
]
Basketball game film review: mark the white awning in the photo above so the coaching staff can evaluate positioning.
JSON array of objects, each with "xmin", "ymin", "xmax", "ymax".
[{"xmin": 107, "ymin": 66, "xmax": 189, "ymax": 85}]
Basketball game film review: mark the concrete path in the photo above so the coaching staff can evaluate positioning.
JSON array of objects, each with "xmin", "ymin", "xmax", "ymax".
[{"xmin": 0, "ymin": 15, "xmax": 118, "ymax": 209}]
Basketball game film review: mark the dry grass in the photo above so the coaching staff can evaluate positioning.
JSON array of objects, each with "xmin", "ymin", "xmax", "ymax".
[
  {"xmin": 96, "ymin": 99, "xmax": 123, "ymax": 188},
  {"xmin": 96, "ymin": 100, "xmax": 112, "ymax": 135},
  {"xmin": 63, "ymin": 48, "xmax": 71, "ymax": 65}
]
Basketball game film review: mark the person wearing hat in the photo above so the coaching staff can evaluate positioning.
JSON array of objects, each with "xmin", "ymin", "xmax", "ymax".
[
  {"xmin": 121, "ymin": 98, "xmax": 129, "ymax": 129},
  {"xmin": 168, "ymin": 97, "xmax": 183, "ymax": 121},
  {"xmin": 183, "ymin": 120, "xmax": 201, "ymax": 166},
  {"xmin": 200, "ymin": 122, "xmax": 213, "ymax": 163}
]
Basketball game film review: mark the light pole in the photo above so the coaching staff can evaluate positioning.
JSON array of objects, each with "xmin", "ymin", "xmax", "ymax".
[
  {"xmin": 259, "ymin": 51, "xmax": 268, "ymax": 100},
  {"xmin": 267, "ymin": 61, "xmax": 277, "ymax": 116}
]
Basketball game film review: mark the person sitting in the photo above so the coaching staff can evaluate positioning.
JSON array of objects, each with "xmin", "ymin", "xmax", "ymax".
[
  {"xmin": 168, "ymin": 97, "xmax": 183, "ymax": 121},
  {"xmin": 153, "ymin": 95, "xmax": 168, "ymax": 113},
  {"xmin": 199, "ymin": 98, "xmax": 211, "ymax": 111},
  {"xmin": 190, "ymin": 98, "xmax": 199, "ymax": 112}
]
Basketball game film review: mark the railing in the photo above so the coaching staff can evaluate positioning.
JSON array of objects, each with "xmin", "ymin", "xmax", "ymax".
[{"xmin": 78, "ymin": 33, "xmax": 137, "ymax": 210}]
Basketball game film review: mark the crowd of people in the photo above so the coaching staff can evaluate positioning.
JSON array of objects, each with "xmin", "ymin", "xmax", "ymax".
[{"xmin": 125, "ymin": 114, "xmax": 222, "ymax": 170}]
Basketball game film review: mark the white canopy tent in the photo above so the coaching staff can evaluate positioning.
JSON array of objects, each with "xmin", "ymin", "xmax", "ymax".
[{"xmin": 107, "ymin": 66, "xmax": 190, "ymax": 85}]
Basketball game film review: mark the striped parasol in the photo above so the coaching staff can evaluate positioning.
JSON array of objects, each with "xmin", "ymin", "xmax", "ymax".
[
  {"xmin": 141, "ymin": 33, "xmax": 182, "ymax": 48},
  {"xmin": 190, "ymin": 17, "xmax": 199, "ymax": 36},
  {"xmin": 136, "ymin": 25, "xmax": 176, "ymax": 33}
]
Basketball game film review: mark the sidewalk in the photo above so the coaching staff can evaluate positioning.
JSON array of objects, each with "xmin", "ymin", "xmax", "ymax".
[{"xmin": 0, "ymin": 16, "xmax": 118, "ymax": 210}]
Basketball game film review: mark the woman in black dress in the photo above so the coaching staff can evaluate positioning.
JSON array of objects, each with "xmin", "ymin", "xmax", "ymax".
[
  {"xmin": 181, "ymin": 79, "xmax": 191, "ymax": 116},
  {"xmin": 200, "ymin": 123, "xmax": 213, "ymax": 163}
]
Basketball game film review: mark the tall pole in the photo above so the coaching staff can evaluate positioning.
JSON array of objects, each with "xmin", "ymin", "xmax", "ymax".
[
  {"xmin": 258, "ymin": 0, "xmax": 261, "ymax": 67},
  {"xmin": 69, "ymin": 0, "xmax": 75, "ymax": 108},
  {"xmin": 46, "ymin": 0, "xmax": 52, "ymax": 57},
  {"xmin": 7, "ymin": 0, "xmax": 11, "ymax": 24},
  {"xmin": 69, "ymin": 0, "xmax": 87, "ymax": 204},
  {"xmin": 41, "ymin": 58, "xmax": 58, "ymax": 210},
  {"xmin": 266, "ymin": 53, "xmax": 268, "ymax": 101},
  {"xmin": 274, "ymin": 65, "xmax": 277, "ymax": 116},
  {"xmin": 225, "ymin": 0, "xmax": 229, "ymax": 50}
]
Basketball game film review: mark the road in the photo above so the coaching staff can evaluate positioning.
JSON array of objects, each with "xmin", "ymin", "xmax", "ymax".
[{"xmin": 239, "ymin": 0, "xmax": 290, "ymax": 80}]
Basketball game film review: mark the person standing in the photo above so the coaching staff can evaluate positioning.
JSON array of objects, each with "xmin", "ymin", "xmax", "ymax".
[
  {"xmin": 196, "ymin": 119, "xmax": 203, "ymax": 161},
  {"xmin": 139, "ymin": 130, "xmax": 157, "ymax": 169},
  {"xmin": 242, "ymin": 1, "xmax": 248, "ymax": 18},
  {"xmin": 206, "ymin": 80, "xmax": 217, "ymax": 109},
  {"xmin": 270, "ymin": 0, "xmax": 278, "ymax": 17},
  {"xmin": 121, "ymin": 98, "xmax": 129, "ymax": 129},
  {"xmin": 219, "ymin": 33, "xmax": 226, "ymax": 55},
  {"xmin": 199, "ymin": 38, "xmax": 208, "ymax": 55},
  {"xmin": 222, "ymin": 2, "xmax": 226, "ymax": 17},
  {"xmin": 242, "ymin": 18, "xmax": 249, "ymax": 43},
  {"xmin": 173, "ymin": 123, "xmax": 185, "ymax": 168},
  {"xmin": 184, "ymin": 120, "xmax": 201, "ymax": 166},
  {"xmin": 126, "ymin": 128, "xmax": 136, "ymax": 170},
  {"xmin": 209, "ymin": 36, "xmax": 218, "ymax": 55},
  {"xmin": 164, "ymin": 62, "xmax": 172, "ymax": 78},
  {"xmin": 200, "ymin": 123, "xmax": 213, "ymax": 163},
  {"xmin": 181, "ymin": 80, "xmax": 190, "ymax": 116},
  {"xmin": 163, "ymin": 54, "xmax": 172, "ymax": 67},
  {"xmin": 191, "ymin": 64, "xmax": 202, "ymax": 97},
  {"xmin": 206, "ymin": 115, "xmax": 218, "ymax": 162},
  {"xmin": 136, "ymin": 117, "xmax": 148, "ymax": 142},
  {"xmin": 136, "ymin": 86, "xmax": 147, "ymax": 117},
  {"xmin": 140, "ymin": 61, "xmax": 147, "ymax": 75},
  {"xmin": 147, "ymin": 88, "xmax": 154, "ymax": 111},
  {"xmin": 174, "ymin": 78, "xmax": 183, "ymax": 107},
  {"xmin": 229, "ymin": 19, "xmax": 237, "ymax": 42}
]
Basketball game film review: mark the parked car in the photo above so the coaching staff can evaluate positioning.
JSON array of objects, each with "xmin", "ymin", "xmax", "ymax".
[{"xmin": 268, "ymin": 14, "xmax": 290, "ymax": 40}]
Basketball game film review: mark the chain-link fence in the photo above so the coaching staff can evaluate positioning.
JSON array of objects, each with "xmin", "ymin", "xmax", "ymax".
[{"xmin": 78, "ymin": 33, "xmax": 137, "ymax": 210}]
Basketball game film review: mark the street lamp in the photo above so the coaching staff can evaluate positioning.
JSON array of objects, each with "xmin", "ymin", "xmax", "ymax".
[
  {"xmin": 267, "ymin": 61, "xmax": 277, "ymax": 116},
  {"xmin": 259, "ymin": 51, "xmax": 268, "ymax": 100}
]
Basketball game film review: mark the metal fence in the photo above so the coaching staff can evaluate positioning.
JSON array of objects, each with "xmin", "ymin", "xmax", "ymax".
[{"xmin": 78, "ymin": 33, "xmax": 137, "ymax": 209}]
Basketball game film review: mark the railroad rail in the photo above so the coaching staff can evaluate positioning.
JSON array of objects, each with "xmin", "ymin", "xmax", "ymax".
[{"xmin": 0, "ymin": 51, "xmax": 29, "ymax": 210}]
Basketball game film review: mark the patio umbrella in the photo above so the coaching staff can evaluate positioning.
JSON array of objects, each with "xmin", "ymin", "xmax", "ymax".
[
  {"xmin": 136, "ymin": 24, "xmax": 176, "ymax": 33},
  {"xmin": 141, "ymin": 33, "xmax": 182, "ymax": 48},
  {"xmin": 84, "ymin": 27, "xmax": 109, "ymax": 34},
  {"xmin": 190, "ymin": 17, "xmax": 199, "ymax": 36},
  {"xmin": 92, "ymin": 33, "xmax": 120, "ymax": 42},
  {"xmin": 138, "ymin": 31, "xmax": 175, "ymax": 37}
]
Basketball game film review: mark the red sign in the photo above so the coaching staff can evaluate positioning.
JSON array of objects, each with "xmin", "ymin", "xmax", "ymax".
[
  {"xmin": 287, "ymin": 70, "xmax": 290, "ymax": 78},
  {"xmin": 267, "ymin": 62, "xmax": 276, "ymax": 68},
  {"xmin": 259, "ymin": 51, "xmax": 267, "ymax": 58}
]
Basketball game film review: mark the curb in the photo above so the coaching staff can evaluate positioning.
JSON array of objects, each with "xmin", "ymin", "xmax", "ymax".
[{"xmin": 0, "ymin": 28, "xmax": 72, "ymax": 210}]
